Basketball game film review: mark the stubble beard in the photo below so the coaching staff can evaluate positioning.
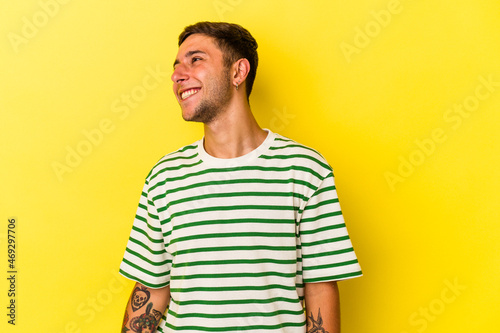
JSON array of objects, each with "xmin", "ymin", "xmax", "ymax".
[{"xmin": 185, "ymin": 68, "xmax": 233, "ymax": 124}]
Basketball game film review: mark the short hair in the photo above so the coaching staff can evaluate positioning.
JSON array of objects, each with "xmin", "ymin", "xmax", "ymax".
[{"xmin": 178, "ymin": 21, "xmax": 258, "ymax": 99}]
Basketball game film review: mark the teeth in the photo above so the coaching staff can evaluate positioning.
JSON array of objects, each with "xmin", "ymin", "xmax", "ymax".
[{"xmin": 181, "ymin": 88, "xmax": 200, "ymax": 100}]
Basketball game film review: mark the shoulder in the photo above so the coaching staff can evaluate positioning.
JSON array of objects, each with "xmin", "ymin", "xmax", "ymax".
[
  {"xmin": 145, "ymin": 140, "xmax": 201, "ymax": 183},
  {"xmin": 266, "ymin": 132, "xmax": 333, "ymax": 176}
]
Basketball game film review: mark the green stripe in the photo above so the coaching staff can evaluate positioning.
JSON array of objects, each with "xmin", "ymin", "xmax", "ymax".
[
  {"xmin": 301, "ymin": 211, "xmax": 342, "ymax": 223},
  {"xmin": 118, "ymin": 269, "xmax": 169, "ymax": 289},
  {"xmin": 274, "ymin": 137, "xmax": 293, "ymax": 143},
  {"xmin": 147, "ymin": 211, "xmax": 159, "ymax": 220},
  {"xmin": 125, "ymin": 248, "xmax": 171, "ymax": 266},
  {"xmin": 169, "ymin": 218, "xmax": 295, "ymax": 235},
  {"xmin": 150, "ymin": 160, "xmax": 204, "ymax": 182},
  {"xmin": 121, "ymin": 258, "xmax": 169, "ymax": 277},
  {"xmin": 153, "ymin": 150, "xmax": 198, "ymax": 168},
  {"xmin": 131, "ymin": 225, "xmax": 164, "ymax": 243},
  {"xmin": 141, "ymin": 199, "xmax": 159, "ymax": 220},
  {"xmin": 134, "ymin": 213, "xmax": 147, "ymax": 224},
  {"xmin": 128, "ymin": 237, "xmax": 165, "ymax": 255},
  {"xmin": 162, "ymin": 205, "xmax": 298, "ymax": 226},
  {"xmin": 134, "ymin": 212, "xmax": 162, "ymax": 233},
  {"xmin": 259, "ymin": 154, "xmax": 331, "ymax": 171},
  {"xmin": 170, "ymin": 284, "xmax": 296, "ymax": 293},
  {"xmin": 156, "ymin": 151, "xmax": 198, "ymax": 164},
  {"xmin": 153, "ymin": 178, "xmax": 317, "ymax": 202},
  {"xmin": 171, "ymin": 271, "xmax": 296, "ymax": 280},
  {"xmin": 169, "ymin": 231, "xmax": 295, "ymax": 245},
  {"xmin": 173, "ymin": 244, "xmax": 295, "ymax": 256},
  {"xmin": 312, "ymin": 183, "xmax": 336, "ymax": 198},
  {"xmin": 149, "ymin": 165, "xmax": 323, "ymax": 192},
  {"xmin": 269, "ymin": 143, "xmax": 321, "ymax": 156},
  {"xmin": 176, "ymin": 144, "xmax": 198, "ymax": 153},
  {"xmin": 303, "ymin": 259, "xmax": 359, "ymax": 271},
  {"xmin": 170, "ymin": 296, "xmax": 301, "ymax": 306},
  {"xmin": 167, "ymin": 307, "xmax": 304, "ymax": 319},
  {"xmin": 164, "ymin": 321, "xmax": 305, "ymax": 332},
  {"xmin": 172, "ymin": 258, "xmax": 296, "ymax": 268},
  {"xmin": 148, "ymin": 146, "xmax": 198, "ymax": 179},
  {"xmin": 302, "ymin": 247, "xmax": 354, "ymax": 259},
  {"xmin": 158, "ymin": 191, "xmax": 308, "ymax": 212},
  {"xmin": 304, "ymin": 198, "xmax": 339, "ymax": 211},
  {"xmin": 301, "ymin": 235, "xmax": 350, "ymax": 247},
  {"xmin": 300, "ymin": 223, "xmax": 345, "ymax": 235},
  {"xmin": 304, "ymin": 270, "xmax": 362, "ymax": 283}
]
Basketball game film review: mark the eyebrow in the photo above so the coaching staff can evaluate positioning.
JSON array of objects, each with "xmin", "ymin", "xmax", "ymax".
[{"xmin": 173, "ymin": 50, "xmax": 207, "ymax": 68}]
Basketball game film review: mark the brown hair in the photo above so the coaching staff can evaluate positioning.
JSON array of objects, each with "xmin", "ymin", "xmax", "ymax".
[{"xmin": 178, "ymin": 22, "xmax": 258, "ymax": 99}]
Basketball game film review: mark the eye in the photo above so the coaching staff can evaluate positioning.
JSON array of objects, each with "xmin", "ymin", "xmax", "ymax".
[{"xmin": 192, "ymin": 56, "xmax": 202, "ymax": 63}]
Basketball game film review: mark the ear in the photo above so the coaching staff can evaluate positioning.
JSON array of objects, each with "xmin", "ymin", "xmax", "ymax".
[{"xmin": 231, "ymin": 58, "xmax": 250, "ymax": 87}]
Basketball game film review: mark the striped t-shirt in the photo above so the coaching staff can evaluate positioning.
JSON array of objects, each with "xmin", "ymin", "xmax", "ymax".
[{"xmin": 119, "ymin": 130, "xmax": 362, "ymax": 332}]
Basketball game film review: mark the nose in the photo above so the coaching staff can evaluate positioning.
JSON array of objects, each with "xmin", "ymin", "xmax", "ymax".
[{"xmin": 171, "ymin": 64, "xmax": 189, "ymax": 84}]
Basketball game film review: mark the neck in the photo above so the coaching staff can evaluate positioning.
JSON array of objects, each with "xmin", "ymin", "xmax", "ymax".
[{"xmin": 203, "ymin": 98, "xmax": 267, "ymax": 159}]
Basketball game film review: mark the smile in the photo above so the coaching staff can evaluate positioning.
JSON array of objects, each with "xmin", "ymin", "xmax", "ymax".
[{"xmin": 180, "ymin": 88, "xmax": 201, "ymax": 100}]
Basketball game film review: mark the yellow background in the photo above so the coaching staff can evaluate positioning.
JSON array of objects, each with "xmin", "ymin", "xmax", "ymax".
[{"xmin": 1, "ymin": 0, "xmax": 499, "ymax": 332}]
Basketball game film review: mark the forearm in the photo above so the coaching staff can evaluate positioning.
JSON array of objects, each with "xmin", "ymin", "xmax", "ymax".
[
  {"xmin": 122, "ymin": 282, "xmax": 170, "ymax": 333},
  {"xmin": 304, "ymin": 281, "xmax": 340, "ymax": 333}
]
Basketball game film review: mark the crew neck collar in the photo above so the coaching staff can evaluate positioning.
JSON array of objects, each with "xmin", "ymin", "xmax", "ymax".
[{"xmin": 197, "ymin": 129, "xmax": 274, "ymax": 167}]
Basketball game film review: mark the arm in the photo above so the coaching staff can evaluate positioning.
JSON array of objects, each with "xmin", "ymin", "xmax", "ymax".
[
  {"xmin": 121, "ymin": 282, "xmax": 170, "ymax": 333},
  {"xmin": 304, "ymin": 281, "xmax": 341, "ymax": 333}
]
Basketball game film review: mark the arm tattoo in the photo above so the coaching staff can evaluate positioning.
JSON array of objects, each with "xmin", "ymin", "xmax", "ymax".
[
  {"xmin": 121, "ymin": 312, "xmax": 130, "ymax": 333},
  {"xmin": 131, "ymin": 286, "xmax": 151, "ymax": 312},
  {"xmin": 152, "ymin": 309, "xmax": 163, "ymax": 324},
  {"xmin": 307, "ymin": 308, "xmax": 329, "ymax": 333},
  {"xmin": 129, "ymin": 302, "xmax": 162, "ymax": 333}
]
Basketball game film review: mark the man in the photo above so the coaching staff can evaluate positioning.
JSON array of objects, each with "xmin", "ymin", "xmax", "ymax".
[{"xmin": 120, "ymin": 22, "xmax": 362, "ymax": 333}]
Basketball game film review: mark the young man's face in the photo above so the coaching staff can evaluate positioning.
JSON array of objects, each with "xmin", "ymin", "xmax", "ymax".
[{"xmin": 171, "ymin": 34, "xmax": 233, "ymax": 123}]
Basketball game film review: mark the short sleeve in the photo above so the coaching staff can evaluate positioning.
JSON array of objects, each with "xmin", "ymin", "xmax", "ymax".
[
  {"xmin": 119, "ymin": 180, "xmax": 172, "ymax": 288},
  {"xmin": 299, "ymin": 172, "xmax": 362, "ymax": 283}
]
